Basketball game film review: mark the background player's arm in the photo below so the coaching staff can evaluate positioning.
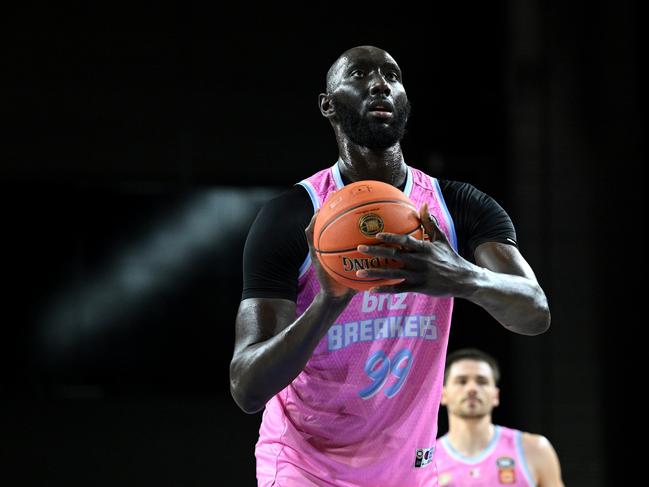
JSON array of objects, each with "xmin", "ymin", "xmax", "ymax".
[
  {"xmin": 230, "ymin": 213, "xmax": 355, "ymax": 414},
  {"xmin": 522, "ymin": 433, "xmax": 565, "ymax": 487}
]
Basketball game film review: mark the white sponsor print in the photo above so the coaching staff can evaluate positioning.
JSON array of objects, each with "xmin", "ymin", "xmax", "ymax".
[{"xmin": 361, "ymin": 291, "xmax": 408, "ymax": 313}]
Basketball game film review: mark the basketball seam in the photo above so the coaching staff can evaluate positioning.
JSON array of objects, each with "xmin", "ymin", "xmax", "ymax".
[{"xmin": 315, "ymin": 224, "xmax": 422, "ymax": 254}]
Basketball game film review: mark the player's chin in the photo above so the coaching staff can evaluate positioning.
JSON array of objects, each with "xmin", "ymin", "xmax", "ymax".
[
  {"xmin": 366, "ymin": 114, "xmax": 395, "ymax": 125},
  {"xmin": 465, "ymin": 406, "xmax": 488, "ymax": 416}
]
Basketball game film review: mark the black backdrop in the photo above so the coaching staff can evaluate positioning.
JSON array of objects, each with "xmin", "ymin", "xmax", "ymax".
[{"xmin": 2, "ymin": 2, "xmax": 642, "ymax": 486}]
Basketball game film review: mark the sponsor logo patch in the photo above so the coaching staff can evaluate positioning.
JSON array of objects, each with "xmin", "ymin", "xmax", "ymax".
[
  {"xmin": 496, "ymin": 456, "xmax": 516, "ymax": 484},
  {"xmin": 414, "ymin": 446, "xmax": 435, "ymax": 468}
]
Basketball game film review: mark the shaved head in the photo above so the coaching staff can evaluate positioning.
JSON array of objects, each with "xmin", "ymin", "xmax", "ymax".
[
  {"xmin": 320, "ymin": 45, "xmax": 409, "ymax": 150},
  {"xmin": 326, "ymin": 45, "xmax": 398, "ymax": 93}
]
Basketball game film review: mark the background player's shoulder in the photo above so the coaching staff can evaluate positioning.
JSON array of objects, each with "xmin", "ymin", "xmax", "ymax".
[
  {"xmin": 519, "ymin": 431, "xmax": 563, "ymax": 484},
  {"xmin": 521, "ymin": 431, "xmax": 552, "ymax": 451},
  {"xmin": 520, "ymin": 431, "xmax": 557, "ymax": 466}
]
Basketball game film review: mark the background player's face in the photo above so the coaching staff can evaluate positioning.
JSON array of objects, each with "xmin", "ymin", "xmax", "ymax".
[
  {"xmin": 329, "ymin": 48, "xmax": 411, "ymax": 150},
  {"xmin": 441, "ymin": 360, "xmax": 500, "ymax": 419}
]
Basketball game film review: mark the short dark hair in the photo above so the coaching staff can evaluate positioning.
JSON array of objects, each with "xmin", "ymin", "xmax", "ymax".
[{"xmin": 444, "ymin": 348, "xmax": 501, "ymax": 385}]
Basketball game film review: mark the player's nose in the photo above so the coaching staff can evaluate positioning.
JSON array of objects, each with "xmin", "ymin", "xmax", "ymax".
[{"xmin": 369, "ymin": 73, "xmax": 391, "ymax": 97}]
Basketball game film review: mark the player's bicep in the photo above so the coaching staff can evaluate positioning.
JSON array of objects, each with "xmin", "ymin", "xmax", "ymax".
[
  {"xmin": 233, "ymin": 298, "xmax": 296, "ymax": 356},
  {"xmin": 474, "ymin": 241, "xmax": 538, "ymax": 282}
]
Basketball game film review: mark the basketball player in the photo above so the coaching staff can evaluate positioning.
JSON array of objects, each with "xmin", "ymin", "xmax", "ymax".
[
  {"xmin": 437, "ymin": 348, "xmax": 564, "ymax": 486},
  {"xmin": 230, "ymin": 45, "xmax": 551, "ymax": 486}
]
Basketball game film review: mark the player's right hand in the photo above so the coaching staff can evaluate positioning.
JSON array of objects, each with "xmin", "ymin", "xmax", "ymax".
[{"xmin": 306, "ymin": 211, "xmax": 357, "ymax": 300}]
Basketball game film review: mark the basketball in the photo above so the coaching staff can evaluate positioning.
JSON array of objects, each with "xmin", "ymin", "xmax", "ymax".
[{"xmin": 313, "ymin": 180, "xmax": 424, "ymax": 291}]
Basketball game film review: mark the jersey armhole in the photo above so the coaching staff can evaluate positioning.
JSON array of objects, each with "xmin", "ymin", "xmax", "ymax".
[
  {"xmin": 516, "ymin": 430, "xmax": 537, "ymax": 487},
  {"xmin": 430, "ymin": 176, "xmax": 459, "ymax": 252}
]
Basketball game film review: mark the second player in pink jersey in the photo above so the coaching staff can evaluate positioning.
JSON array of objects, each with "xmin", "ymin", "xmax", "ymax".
[{"xmin": 436, "ymin": 348, "xmax": 564, "ymax": 486}]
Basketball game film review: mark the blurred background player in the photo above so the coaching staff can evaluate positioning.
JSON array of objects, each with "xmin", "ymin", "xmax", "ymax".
[{"xmin": 437, "ymin": 348, "xmax": 564, "ymax": 486}]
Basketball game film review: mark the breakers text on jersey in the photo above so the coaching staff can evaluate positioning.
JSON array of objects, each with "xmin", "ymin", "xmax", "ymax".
[
  {"xmin": 328, "ymin": 292, "xmax": 438, "ymax": 351},
  {"xmin": 328, "ymin": 315, "xmax": 438, "ymax": 351}
]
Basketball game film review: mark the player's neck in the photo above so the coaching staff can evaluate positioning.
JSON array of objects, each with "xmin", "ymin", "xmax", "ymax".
[
  {"xmin": 446, "ymin": 416, "xmax": 495, "ymax": 457},
  {"xmin": 336, "ymin": 143, "xmax": 406, "ymax": 187},
  {"xmin": 338, "ymin": 150, "xmax": 407, "ymax": 187}
]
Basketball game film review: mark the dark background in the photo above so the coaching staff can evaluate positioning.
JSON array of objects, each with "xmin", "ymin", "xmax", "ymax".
[{"xmin": 1, "ymin": 2, "xmax": 642, "ymax": 486}]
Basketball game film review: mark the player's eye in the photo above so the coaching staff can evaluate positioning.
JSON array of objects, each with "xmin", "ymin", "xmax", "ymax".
[
  {"xmin": 386, "ymin": 71, "xmax": 399, "ymax": 81},
  {"xmin": 351, "ymin": 70, "xmax": 365, "ymax": 78}
]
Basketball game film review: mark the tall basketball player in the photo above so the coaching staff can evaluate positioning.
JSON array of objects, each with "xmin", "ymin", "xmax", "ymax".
[
  {"xmin": 230, "ymin": 45, "xmax": 551, "ymax": 486},
  {"xmin": 437, "ymin": 348, "xmax": 564, "ymax": 486}
]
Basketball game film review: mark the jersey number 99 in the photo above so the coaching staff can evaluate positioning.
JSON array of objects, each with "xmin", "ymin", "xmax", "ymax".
[{"xmin": 358, "ymin": 349, "xmax": 413, "ymax": 400}]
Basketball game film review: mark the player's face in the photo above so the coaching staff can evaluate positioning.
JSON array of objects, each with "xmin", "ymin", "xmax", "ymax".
[
  {"xmin": 442, "ymin": 360, "xmax": 500, "ymax": 419},
  {"xmin": 330, "ymin": 49, "xmax": 410, "ymax": 150}
]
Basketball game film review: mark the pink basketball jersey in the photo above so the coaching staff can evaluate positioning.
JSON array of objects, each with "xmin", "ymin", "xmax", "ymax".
[
  {"xmin": 435, "ymin": 426, "xmax": 536, "ymax": 486},
  {"xmin": 256, "ymin": 162, "xmax": 458, "ymax": 487}
]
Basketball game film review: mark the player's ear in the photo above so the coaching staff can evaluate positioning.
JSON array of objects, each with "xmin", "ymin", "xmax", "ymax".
[
  {"xmin": 319, "ymin": 93, "xmax": 335, "ymax": 118},
  {"xmin": 440, "ymin": 386, "xmax": 448, "ymax": 406},
  {"xmin": 493, "ymin": 386, "xmax": 500, "ymax": 407}
]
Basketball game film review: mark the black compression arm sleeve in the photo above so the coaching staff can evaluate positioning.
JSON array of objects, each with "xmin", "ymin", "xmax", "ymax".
[
  {"xmin": 440, "ymin": 180, "xmax": 517, "ymax": 262},
  {"xmin": 241, "ymin": 186, "xmax": 313, "ymax": 301}
]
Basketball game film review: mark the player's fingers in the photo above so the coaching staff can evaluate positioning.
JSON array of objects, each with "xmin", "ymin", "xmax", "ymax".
[
  {"xmin": 419, "ymin": 203, "xmax": 449, "ymax": 245},
  {"xmin": 357, "ymin": 244, "xmax": 418, "ymax": 264},
  {"xmin": 356, "ymin": 268, "xmax": 414, "ymax": 280},
  {"xmin": 305, "ymin": 210, "xmax": 318, "ymax": 244},
  {"xmin": 374, "ymin": 232, "xmax": 425, "ymax": 250}
]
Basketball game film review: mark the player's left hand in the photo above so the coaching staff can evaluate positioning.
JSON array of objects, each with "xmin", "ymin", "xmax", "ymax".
[{"xmin": 355, "ymin": 203, "xmax": 475, "ymax": 296}]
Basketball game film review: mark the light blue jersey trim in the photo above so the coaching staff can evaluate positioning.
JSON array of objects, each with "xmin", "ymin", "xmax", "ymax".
[
  {"xmin": 431, "ymin": 177, "xmax": 458, "ymax": 252},
  {"xmin": 298, "ymin": 254, "xmax": 312, "ymax": 278},
  {"xmin": 296, "ymin": 180, "xmax": 320, "ymax": 278},
  {"xmin": 297, "ymin": 180, "xmax": 321, "ymax": 211},
  {"xmin": 332, "ymin": 161, "xmax": 345, "ymax": 189},
  {"xmin": 403, "ymin": 166, "xmax": 414, "ymax": 197},
  {"xmin": 515, "ymin": 430, "xmax": 537, "ymax": 487},
  {"xmin": 440, "ymin": 426, "xmax": 502, "ymax": 465}
]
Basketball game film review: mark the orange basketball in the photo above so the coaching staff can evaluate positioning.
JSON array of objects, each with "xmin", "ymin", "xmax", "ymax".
[{"xmin": 313, "ymin": 180, "xmax": 424, "ymax": 291}]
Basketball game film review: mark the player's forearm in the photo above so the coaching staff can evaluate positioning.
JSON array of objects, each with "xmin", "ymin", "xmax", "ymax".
[
  {"xmin": 230, "ymin": 292, "xmax": 352, "ymax": 414},
  {"xmin": 462, "ymin": 266, "xmax": 550, "ymax": 335}
]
